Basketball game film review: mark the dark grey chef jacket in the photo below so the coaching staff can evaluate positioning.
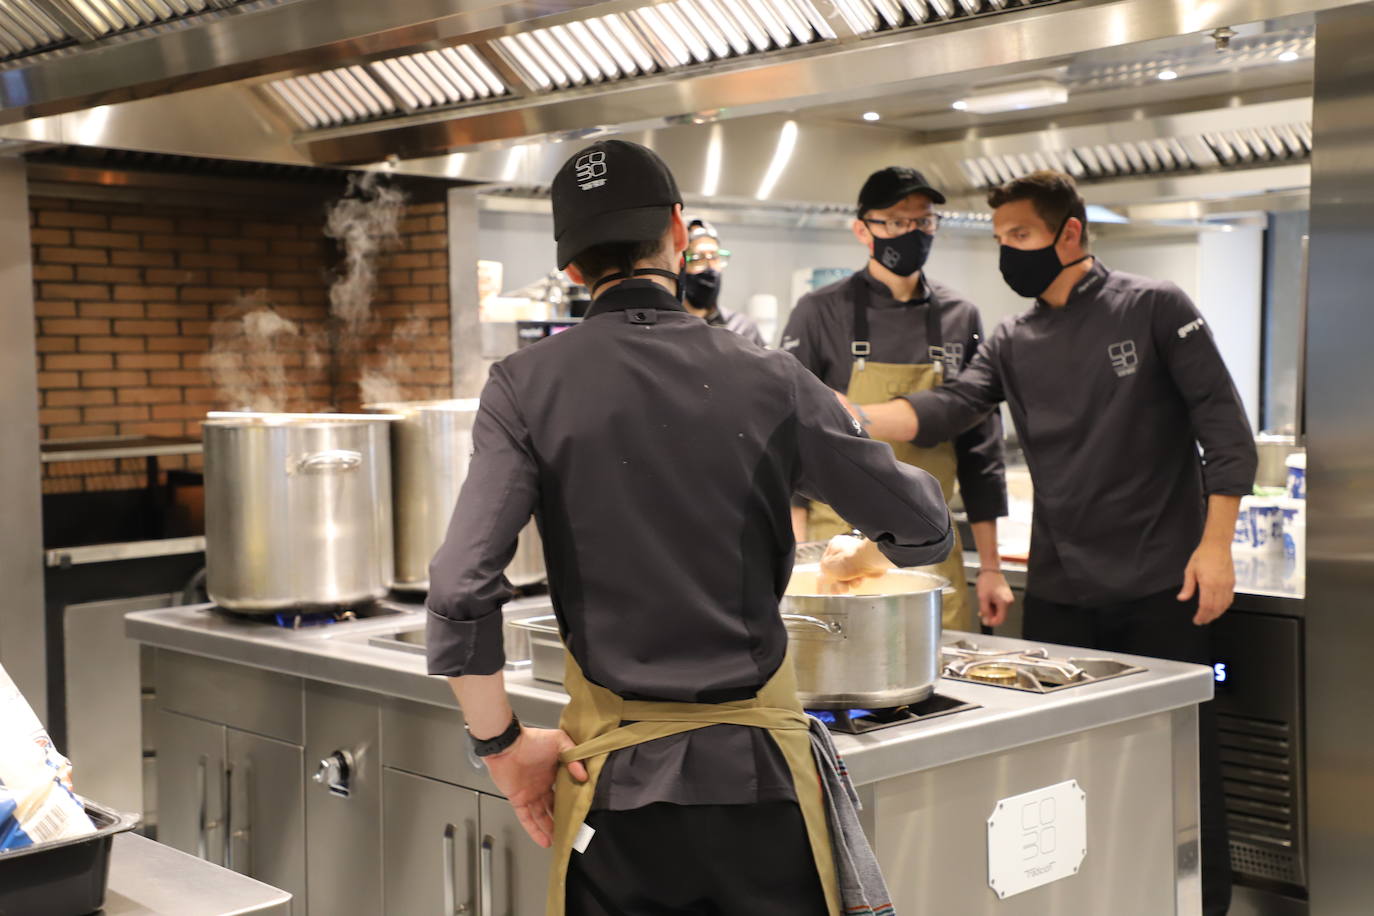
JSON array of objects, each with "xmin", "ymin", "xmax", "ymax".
[
  {"xmin": 704, "ymin": 304, "xmax": 765, "ymax": 348},
  {"xmin": 781, "ymin": 268, "xmax": 1008, "ymax": 523},
  {"xmin": 426, "ymin": 279, "xmax": 953, "ymax": 811},
  {"xmin": 908, "ymin": 260, "xmax": 1257, "ymax": 607}
]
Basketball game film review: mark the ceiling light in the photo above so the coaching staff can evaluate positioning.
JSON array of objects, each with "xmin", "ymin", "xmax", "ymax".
[
  {"xmin": 862, "ymin": 111, "xmax": 880, "ymax": 122},
  {"xmin": 1157, "ymin": 69, "xmax": 1179, "ymax": 81},
  {"xmin": 958, "ymin": 79, "xmax": 1067, "ymax": 115},
  {"xmin": 1278, "ymin": 50, "xmax": 1300, "ymax": 62},
  {"xmin": 952, "ymin": 100, "xmax": 968, "ymax": 111}
]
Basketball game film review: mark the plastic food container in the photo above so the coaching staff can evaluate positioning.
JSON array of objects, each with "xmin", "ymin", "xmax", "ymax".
[
  {"xmin": 1286, "ymin": 452, "xmax": 1307, "ymax": 500},
  {"xmin": 0, "ymin": 799, "xmax": 139, "ymax": 916},
  {"xmin": 1278, "ymin": 497, "xmax": 1306, "ymax": 569}
]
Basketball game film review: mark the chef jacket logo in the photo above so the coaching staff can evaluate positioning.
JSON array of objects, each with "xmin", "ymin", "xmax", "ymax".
[
  {"xmin": 781, "ymin": 336, "xmax": 800, "ymax": 351},
  {"xmin": 941, "ymin": 342, "xmax": 964, "ymax": 376},
  {"xmin": 1177, "ymin": 317, "xmax": 1205, "ymax": 339},
  {"xmin": 1108, "ymin": 340, "xmax": 1138, "ymax": 377},
  {"xmin": 575, "ymin": 151, "xmax": 608, "ymax": 190}
]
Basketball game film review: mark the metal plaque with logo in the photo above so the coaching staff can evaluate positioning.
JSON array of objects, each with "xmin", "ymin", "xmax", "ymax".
[{"xmin": 986, "ymin": 779, "xmax": 1087, "ymax": 899}]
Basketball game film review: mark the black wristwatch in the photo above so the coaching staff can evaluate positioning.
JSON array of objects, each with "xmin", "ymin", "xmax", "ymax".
[{"xmin": 467, "ymin": 713, "xmax": 522, "ymax": 758}]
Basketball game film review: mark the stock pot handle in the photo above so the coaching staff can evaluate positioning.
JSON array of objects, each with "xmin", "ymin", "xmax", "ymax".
[
  {"xmin": 781, "ymin": 614, "xmax": 844, "ymax": 637},
  {"xmin": 293, "ymin": 450, "xmax": 363, "ymax": 474}
]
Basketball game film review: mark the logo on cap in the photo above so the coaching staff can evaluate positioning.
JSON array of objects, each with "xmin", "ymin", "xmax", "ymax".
[{"xmin": 575, "ymin": 151, "xmax": 608, "ymax": 190}]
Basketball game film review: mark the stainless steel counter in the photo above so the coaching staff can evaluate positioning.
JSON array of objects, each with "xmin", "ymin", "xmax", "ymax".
[
  {"xmin": 104, "ymin": 833, "xmax": 291, "ymax": 915},
  {"xmin": 964, "ymin": 551, "xmax": 1305, "ymax": 606},
  {"xmin": 126, "ymin": 600, "xmax": 1213, "ymax": 788}
]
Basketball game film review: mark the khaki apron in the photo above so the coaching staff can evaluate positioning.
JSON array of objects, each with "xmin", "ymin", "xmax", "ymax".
[
  {"xmin": 808, "ymin": 272, "xmax": 973, "ymax": 632},
  {"xmin": 547, "ymin": 648, "xmax": 840, "ymax": 915}
]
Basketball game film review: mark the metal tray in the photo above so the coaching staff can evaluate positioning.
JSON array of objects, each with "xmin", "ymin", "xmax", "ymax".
[{"xmin": 507, "ymin": 616, "xmax": 564, "ymax": 685}]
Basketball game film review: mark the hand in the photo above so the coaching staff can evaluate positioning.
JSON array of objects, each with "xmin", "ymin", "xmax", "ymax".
[
  {"xmin": 482, "ymin": 727, "xmax": 588, "ymax": 848},
  {"xmin": 1178, "ymin": 540, "xmax": 1236, "ymax": 625},
  {"xmin": 976, "ymin": 570, "xmax": 1014, "ymax": 627},
  {"xmin": 818, "ymin": 535, "xmax": 892, "ymax": 593}
]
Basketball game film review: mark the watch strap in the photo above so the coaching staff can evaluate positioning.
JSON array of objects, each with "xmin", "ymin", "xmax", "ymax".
[{"xmin": 468, "ymin": 713, "xmax": 522, "ymax": 757}]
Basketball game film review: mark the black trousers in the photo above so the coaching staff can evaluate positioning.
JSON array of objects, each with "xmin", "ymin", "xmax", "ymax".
[
  {"xmin": 566, "ymin": 801, "xmax": 828, "ymax": 916},
  {"xmin": 1023, "ymin": 588, "xmax": 1233, "ymax": 916}
]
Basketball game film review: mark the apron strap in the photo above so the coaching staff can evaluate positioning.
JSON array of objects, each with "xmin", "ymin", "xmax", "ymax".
[{"xmin": 849, "ymin": 269, "xmax": 944, "ymax": 380}]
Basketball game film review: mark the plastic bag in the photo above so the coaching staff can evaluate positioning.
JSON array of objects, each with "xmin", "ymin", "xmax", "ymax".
[{"xmin": 0, "ymin": 663, "xmax": 95, "ymax": 851}]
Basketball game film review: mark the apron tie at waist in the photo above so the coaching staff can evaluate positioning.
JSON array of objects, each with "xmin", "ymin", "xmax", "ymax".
[{"xmin": 560, "ymin": 705, "xmax": 813, "ymax": 765}]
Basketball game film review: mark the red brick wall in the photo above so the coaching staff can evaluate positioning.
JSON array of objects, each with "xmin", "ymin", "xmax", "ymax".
[{"xmin": 32, "ymin": 191, "xmax": 452, "ymax": 493}]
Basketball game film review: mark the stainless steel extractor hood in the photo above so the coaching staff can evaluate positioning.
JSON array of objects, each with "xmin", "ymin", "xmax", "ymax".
[{"xmin": 0, "ymin": 0, "xmax": 1336, "ymax": 211}]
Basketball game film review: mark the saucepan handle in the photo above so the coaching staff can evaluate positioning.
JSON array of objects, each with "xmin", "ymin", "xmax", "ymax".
[
  {"xmin": 292, "ymin": 450, "xmax": 363, "ymax": 475},
  {"xmin": 781, "ymin": 614, "xmax": 844, "ymax": 637}
]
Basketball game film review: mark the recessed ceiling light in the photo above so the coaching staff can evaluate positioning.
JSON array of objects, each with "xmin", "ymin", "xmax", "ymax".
[
  {"xmin": 951, "ymin": 100, "xmax": 969, "ymax": 111},
  {"xmin": 1157, "ymin": 69, "xmax": 1179, "ymax": 81},
  {"xmin": 862, "ymin": 111, "xmax": 880, "ymax": 122},
  {"xmin": 1278, "ymin": 50, "xmax": 1300, "ymax": 62}
]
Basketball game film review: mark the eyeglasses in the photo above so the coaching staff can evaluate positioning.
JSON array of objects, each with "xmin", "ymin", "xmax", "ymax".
[
  {"xmin": 684, "ymin": 249, "xmax": 731, "ymax": 270},
  {"xmin": 861, "ymin": 215, "xmax": 941, "ymax": 237}
]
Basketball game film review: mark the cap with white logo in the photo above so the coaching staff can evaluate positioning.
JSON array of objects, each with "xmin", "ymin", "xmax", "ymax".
[{"xmin": 552, "ymin": 140, "xmax": 683, "ymax": 269}]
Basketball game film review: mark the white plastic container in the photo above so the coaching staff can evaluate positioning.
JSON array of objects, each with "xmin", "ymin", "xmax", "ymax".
[
  {"xmin": 1233, "ymin": 496, "xmax": 1256, "ymax": 553},
  {"xmin": 1286, "ymin": 452, "xmax": 1307, "ymax": 500},
  {"xmin": 1247, "ymin": 497, "xmax": 1284, "ymax": 554},
  {"xmin": 1279, "ymin": 497, "xmax": 1306, "ymax": 569}
]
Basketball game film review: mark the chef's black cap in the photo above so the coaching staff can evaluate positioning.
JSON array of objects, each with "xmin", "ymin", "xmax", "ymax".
[
  {"xmin": 553, "ymin": 140, "xmax": 682, "ymax": 269},
  {"xmin": 857, "ymin": 166, "xmax": 947, "ymax": 216}
]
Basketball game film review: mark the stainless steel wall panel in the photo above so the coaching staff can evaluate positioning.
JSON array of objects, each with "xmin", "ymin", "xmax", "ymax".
[
  {"xmin": 1304, "ymin": 5, "xmax": 1374, "ymax": 912},
  {"xmin": 0, "ymin": 158, "xmax": 44, "ymax": 720}
]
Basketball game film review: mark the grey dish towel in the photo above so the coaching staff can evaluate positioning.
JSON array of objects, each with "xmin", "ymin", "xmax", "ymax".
[{"xmin": 808, "ymin": 717, "xmax": 896, "ymax": 916}]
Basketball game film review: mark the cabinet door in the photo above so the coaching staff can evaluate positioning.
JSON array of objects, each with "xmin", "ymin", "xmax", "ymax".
[
  {"xmin": 383, "ymin": 768, "xmax": 481, "ymax": 916},
  {"xmin": 479, "ymin": 794, "xmax": 552, "ymax": 916},
  {"xmin": 154, "ymin": 710, "xmax": 226, "ymax": 865},
  {"xmin": 227, "ymin": 729, "xmax": 307, "ymax": 916}
]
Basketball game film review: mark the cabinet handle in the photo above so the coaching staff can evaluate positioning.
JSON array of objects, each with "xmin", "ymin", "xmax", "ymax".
[
  {"xmin": 196, "ymin": 757, "xmax": 209, "ymax": 860},
  {"xmin": 443, "ymin": 824, "xmax": 469, "ymax": 914},
  {"xmin": 223, "ymin": 761, "xmax": 234, "ymax": 871},
  {"xmin": 479, "ymin": 835, "xmax": 494, "ymax": 916}
]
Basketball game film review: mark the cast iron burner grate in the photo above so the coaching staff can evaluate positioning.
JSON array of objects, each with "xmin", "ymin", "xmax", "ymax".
[{"xmin": 809, "ymin": 693, "xmax": 979, "ymax": 735}]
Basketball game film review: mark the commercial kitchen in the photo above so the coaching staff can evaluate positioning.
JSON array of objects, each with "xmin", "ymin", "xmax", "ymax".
[{"xmin": 0, "ymin": 0, "xmax": 1369, "ymax": 914}]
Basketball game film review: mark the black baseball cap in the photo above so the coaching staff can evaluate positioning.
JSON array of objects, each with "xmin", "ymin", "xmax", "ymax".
[
  {"xmin": 552, "ymin": 139, "xmax": 682, "ymax": 269},
  {"xmin": 857, "ymin": 166, "xmax": 946, "ymax": 216}
]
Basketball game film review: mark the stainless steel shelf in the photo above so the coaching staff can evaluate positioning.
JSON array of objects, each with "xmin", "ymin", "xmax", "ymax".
[{"xmin": 40, "ymin": 435, "xmax": 202, "ymax": 464}]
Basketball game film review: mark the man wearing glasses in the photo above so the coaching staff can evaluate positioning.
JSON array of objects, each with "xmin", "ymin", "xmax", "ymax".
[
  {"xmin": 681, "ymin": 217, "xmax": 766, "ymax": 346},
  {"xmin": 781, "ymin": 167, "xmax": 1013, "ymax": 633}
]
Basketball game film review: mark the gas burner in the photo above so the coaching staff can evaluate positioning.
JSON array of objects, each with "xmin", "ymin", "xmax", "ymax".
[
  {"xmin": 809, "ymin": 693, "xmax": 979, "ymax": 735},
  {"xmin": 211, "ymin": 599, "xmax": 414, "ymax": 628},
  {"xmin": 941, "ymin": 639, "xmax": 1147, "ymax": 693}
]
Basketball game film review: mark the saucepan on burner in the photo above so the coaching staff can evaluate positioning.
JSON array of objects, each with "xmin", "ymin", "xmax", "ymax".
[{"xmin": 781, "ymin": 564, "xmax": 951, "ymax": 710}]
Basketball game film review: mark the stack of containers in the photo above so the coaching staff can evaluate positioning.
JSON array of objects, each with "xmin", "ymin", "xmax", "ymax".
[
  {"xmin": 1235, "ymin": 450, "xmax": 1305, "ymax": 571},
  {"xmin": 1280, "ymin": 453, "xmax": 1306, "ymax": 570}
]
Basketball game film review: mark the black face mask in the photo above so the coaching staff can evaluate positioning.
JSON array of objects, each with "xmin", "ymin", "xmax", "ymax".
[
  {"xmin": 998, "ymin": 216, "xmax": 1090, "ymax": 299},
  {"xmin": 682, "ymin": 269, "xmax": 721, "ymax": 311},
  {"xmin": 871, "ymin": 227, "xmax": 934, "ymax": 278},
  {"xmin": 590, "ymin": 266, "xmax": 685, "ymax": 302}
]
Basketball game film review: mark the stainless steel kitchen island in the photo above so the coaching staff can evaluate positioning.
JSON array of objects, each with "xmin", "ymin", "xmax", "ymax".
[{"xmin": 128, "ymin": 598, "xmax": 1213, "ymax": 915}]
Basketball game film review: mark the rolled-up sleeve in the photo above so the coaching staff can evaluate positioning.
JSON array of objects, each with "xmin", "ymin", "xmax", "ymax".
[
  {"xmin": 425, "ymin": 365, "xmax": 538, "ymax": 676},
  {"xmin": 907, "ymin": 328, "xmax": 1007, "ymax": 449},
  {"xmin": 1152, "ymin": 285, "xmax": 1258, "ymax": 496},
  {"xmin": 791, "ymin": 363, "xmax": 953, "ymax": 568}
]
